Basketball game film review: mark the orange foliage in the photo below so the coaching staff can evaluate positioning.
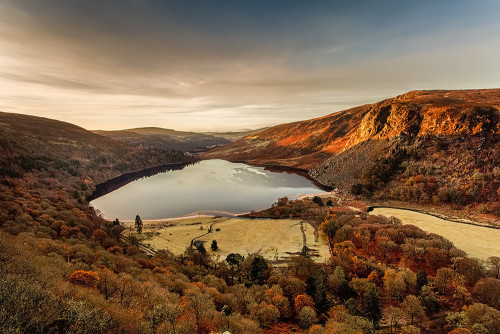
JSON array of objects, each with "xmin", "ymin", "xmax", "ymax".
[
  {"xmin": 152, "ymin": 266, "xmax": 171, "ymax": 275},
  {"xmin": 198, "ymin": 318, "xmax": 217, "ymax": 334},
  {"xmin": 107, "ymin": 245, "xmax": 123, "ymax": 255},
  {"xmin": 67, "ymin": 270, "xmax": 100, "ymax": 288},
  {"xmin": 447, "ymin": 329, "xmax": 472, "ymax": 334},
  {"xmin": 294, "ymin": 294, "xmax": 315, "ymax": 313}
]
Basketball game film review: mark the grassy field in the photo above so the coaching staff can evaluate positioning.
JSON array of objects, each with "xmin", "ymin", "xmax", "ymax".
[
  {"xmin": 371, "ymin": 207, "xmax": 500, "ymax": 260},
  {"xmin": 132, "ymin": 216, "xmax": 330, "ymax": 263}
]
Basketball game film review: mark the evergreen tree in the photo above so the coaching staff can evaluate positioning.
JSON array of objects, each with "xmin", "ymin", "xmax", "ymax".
[
  {"xmin": 250, "ymin": 256, "xmax": 268, "ymax": 284},
  {"xmin": 362, "ymin": 283, "xmax": 382, "ymax": 326},
  {"xmin": 306, "ymin": 270, "xmax": 328, "ymax": 314},
  {"xmin": 196, "ymin": 243, "xmax": 206, "ymax": 254},
  {"xmin": 338, "ymin": 279, "xmax": 356, "ymax": 302},
  {"xmin": 416, "ymin": 268, "xmax": 428, "ymax": 290},
  {"xmin": 135, "ymin": 215, "xmax": 143, "ymax": 234},
  {"xmin": 345, "ymin": 298, "xmax": 360, "ymax": 315},
  {"xmin": 211, "ymin": 240, "xmax": 218, "ymax": 251},
  {"xmin": 300, "ymin": 245, "xmax": 310, "ymax": 258}
]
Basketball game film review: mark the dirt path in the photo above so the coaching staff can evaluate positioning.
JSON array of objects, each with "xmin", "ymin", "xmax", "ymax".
[{"xmin": 371, "ymin": 207, "xmax": 500, "ymax": 260}]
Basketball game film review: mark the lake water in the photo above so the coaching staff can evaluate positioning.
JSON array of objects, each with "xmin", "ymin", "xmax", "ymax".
[{"xmin": 90, "ymin": 159, "xmax": 325, "ymax": 220}]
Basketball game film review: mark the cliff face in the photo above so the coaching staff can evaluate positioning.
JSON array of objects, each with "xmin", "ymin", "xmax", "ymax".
[
  {"xmin": 205, "ymin": 89, "xmax": 500, "ymax": 170},
  {"xmin": 344, "ymin": 90, "xmax": 499, "ymax": 150}
]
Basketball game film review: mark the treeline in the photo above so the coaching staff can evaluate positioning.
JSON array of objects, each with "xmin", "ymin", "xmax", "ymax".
[{"xmin": 2, "ymin": 209, "xmax": 499, "ymax": 333}]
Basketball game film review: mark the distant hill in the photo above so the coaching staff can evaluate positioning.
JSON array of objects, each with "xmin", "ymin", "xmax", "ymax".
[
  {"xmin": 205, "ymin": 89, "xmax": 500, "ymax": 213},
  {"xmin": 0, "ymin": 112, "xmax": 195, "ymax": 186},
  {"xmin": 94, "ymin": 127, "xmax": 262, "ymax": 153}
]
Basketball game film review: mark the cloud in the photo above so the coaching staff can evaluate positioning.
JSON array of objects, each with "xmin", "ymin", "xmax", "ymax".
[{"xmin": 0, "ymin": 0, "xmax": 499, "ymax": 131}]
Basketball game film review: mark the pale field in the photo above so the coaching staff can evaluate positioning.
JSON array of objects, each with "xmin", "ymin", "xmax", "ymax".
[
  {"xmin": 140, "ymin": 216, "xmax": 330, "ymax": 263},
  {"xmin": 371, "ymin": 208, "xmax": 500, "ymax": 260}
]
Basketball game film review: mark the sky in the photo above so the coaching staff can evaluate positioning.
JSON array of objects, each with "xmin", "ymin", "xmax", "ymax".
[{"xmin": 0, "ymin": 0, "xmax": 499, "ymax": 131}]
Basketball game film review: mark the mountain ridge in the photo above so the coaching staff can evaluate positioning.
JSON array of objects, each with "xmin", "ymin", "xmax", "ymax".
[
  {"xmin": 205, "ymin": 89, "xmax": 500, "ymax": 169},
  {"xmin": 94, "ymin": 127, "xmax": 262, "ymax": 153},
  {"xmin": 205, "ymin": 89, "xmax": 500, "ymax": 214}
]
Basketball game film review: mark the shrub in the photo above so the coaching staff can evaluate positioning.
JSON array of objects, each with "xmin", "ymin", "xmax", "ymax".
[{"xmin": 67, "ymin": 270, "xmax": 100, "ymax": 288}]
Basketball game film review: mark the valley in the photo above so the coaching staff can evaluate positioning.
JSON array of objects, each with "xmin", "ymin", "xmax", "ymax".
[
  {"xmin": 1, "ymin": 90, "xmax": 500, "ymax": 334},
  {"xmin": 94, "ymin": 127, "xmax": 261, "ymax": 153},
  {"xmin": 2, "ymin": 1, "xmax": 500, "ymax": 332}
]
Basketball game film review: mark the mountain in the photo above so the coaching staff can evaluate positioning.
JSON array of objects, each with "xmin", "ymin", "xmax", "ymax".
[
  {"xmin": 94, "ymin": 127, "xmax": 262, "ymax": 153},
  {"xmin": 205, "ymin": 89, "xmax": 500, "ymax": 212}
]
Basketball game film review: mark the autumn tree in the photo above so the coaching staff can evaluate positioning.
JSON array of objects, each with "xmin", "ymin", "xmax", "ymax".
[
  {"xmin": 384, "ymin": 268, "xmax": 406, "ymax": 302},
  {"xmin": 252, "ymin": 302, "xmax": 280, "ymax": 328},
  {"xmin": 328, "ymin": 266, "xmax": 346, "ymax": 294},
  {"xmin": 472, "ymin": 277, "xmax": 500, "ymax": 310},
  {"xmin": 447, "ymin": 329, "xmax": 472, "ymax": 334},
  {"xmin": 294, "ymin": 294, "xmax": 315, "ymax": 314},
  {"xmin": 226, "ymin": 253, "xmax": 244, "ymax": 284},
  {"xmin": 183, "ymin": 291, "xmax": 214, "ymax": 334},
  {"xmin": 298, "ymin": 306, "xmax": 317, "ymax": 329},
  {"xmin": 454, "ymin": 257, "xmax": 484, "ymax": 286},
  {"xmin": 402, "ymin": 295, "xmax": 425, "ymax": 325},
  {"xmin": 149, "ymin": 303, "xmax": 180, "ymax": 333},
  {"xmin": 435, "ymin": 268, "xmax": 455, "ymax": 295},
  {"xmin": 486, "ymin": 256, "xmax": 500, "ymax": 279},
  {"xmin": 67, "ymin": 270, "xmax": 100, "ymax": 288},
  {"xmin": 384, "ymin": 306, "xmax": 404, "ymax": 334},
  {"xmin": 210, "ymin": 240, "xmax": 218, "ymax": 251}
]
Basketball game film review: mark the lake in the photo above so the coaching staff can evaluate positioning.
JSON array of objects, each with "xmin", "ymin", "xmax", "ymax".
[{"xmin": 90, "ymin": 159, "xmax": 325, "ymax": 220}]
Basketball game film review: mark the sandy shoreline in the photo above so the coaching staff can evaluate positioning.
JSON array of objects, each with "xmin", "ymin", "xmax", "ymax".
[{"xmin": 118, "ymin": 210, "xmax": 253, "ymax": 224}]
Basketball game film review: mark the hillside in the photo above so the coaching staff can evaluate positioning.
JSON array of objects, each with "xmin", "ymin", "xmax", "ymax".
[
  {"xmin": 205, "ymin": 89, "xmax": 500, "ymax": 214},
  {"xmin": 0, "ymin": 112, "xmax": 195, "ymax": 189},
  {"xmin": 94, "ymin": 127, "xmax": 260, "ymax": 153}
]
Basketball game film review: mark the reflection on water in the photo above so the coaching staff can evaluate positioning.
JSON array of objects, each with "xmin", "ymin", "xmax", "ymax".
[{"xmin": 90, "ymin": 159, "xmax": 324, "ymax": 219}]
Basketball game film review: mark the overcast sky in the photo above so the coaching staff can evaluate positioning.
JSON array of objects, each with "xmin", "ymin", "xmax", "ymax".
[{"xmin": 0, "ymin": 0, "xmax": 499, "ymax": 131}]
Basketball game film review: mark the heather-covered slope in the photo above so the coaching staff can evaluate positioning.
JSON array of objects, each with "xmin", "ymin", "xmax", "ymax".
[
  {"xmin": 205, "ymin": 89, "xmax": 500, "ymax": 213},
  {"xmin": 205, "ymin": 89, "xmax": 500, "ymax": 169},
  {"xmin": 0, "ymin": 112, "xmax": 195, "ymax": 186}
]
